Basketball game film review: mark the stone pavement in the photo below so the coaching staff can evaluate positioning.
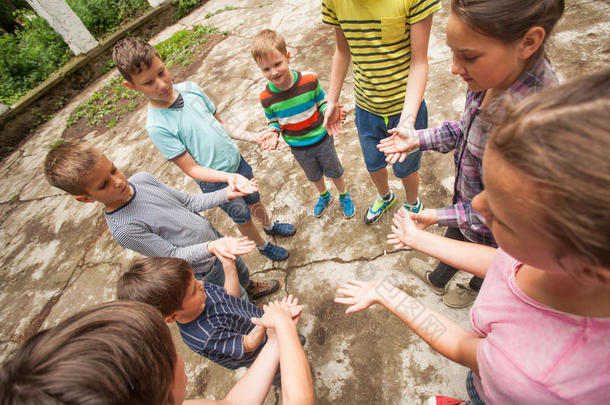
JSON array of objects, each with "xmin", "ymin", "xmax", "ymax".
[{"xmin": 0, "ymin": 1, "xmax": 608, "ymax": 403}]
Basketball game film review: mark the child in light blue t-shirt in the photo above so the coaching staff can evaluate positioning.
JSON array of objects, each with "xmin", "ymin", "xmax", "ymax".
[{"xmin": 114, "ymin": 37, "xmax": 296, "ymax": 262}]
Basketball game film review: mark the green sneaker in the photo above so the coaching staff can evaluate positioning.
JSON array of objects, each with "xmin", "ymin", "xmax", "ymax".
[
  {"xmin": 404, "ymin": 198, "xmax": 423, "ymax": 213},
  {"xmin": 363, "ymin": 192, "xmax": 396, "ymax": 224}
]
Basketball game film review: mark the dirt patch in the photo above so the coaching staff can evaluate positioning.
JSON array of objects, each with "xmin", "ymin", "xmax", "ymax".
[{"xmin": 62, "ymin": 34, "xmax": 226, "ymax": 140}]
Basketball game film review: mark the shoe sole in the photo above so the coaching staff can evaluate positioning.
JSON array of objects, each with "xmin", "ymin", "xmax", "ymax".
[
  {"xmin": 442, "ymin": 292, "xmax": 477, "ymax": 308},
  {"xmin": 363, "ymin": 198, "xmax": 396, "ymax": 224},
  {"xmin": 409, "ymin": 260, "xmax": 447, "ymax": 295},
  {"xmin": 249, "ymin": 281, "xmax": 281, "ymax": 300},
  {"xmin": 314, "ymin": 196, "xmax": 333, "ymax": 218}
]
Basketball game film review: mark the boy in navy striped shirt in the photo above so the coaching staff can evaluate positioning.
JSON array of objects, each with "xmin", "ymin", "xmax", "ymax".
[
  {"xmin": 117, "ymin": 256, "xmax": 303, "ymax": 373},
  {"xmin": 252, "ymin": 29, "xmax": 354, "ymax": 219}
]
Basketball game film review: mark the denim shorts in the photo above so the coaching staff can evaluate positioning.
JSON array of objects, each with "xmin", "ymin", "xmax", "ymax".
[
  {"xmin": 354, "ymin": 100, "xmax": 428, "ymax": 178},
  {"xmin": 465, "ymin": 370, "xmax": 486, "ymax": 405},
  {"xmin": 201, "ymin": 256, "xmax": 250, "ymax": 301},
  {"xmin": 197, "ymin": 156, "xmax": 261, "ymax": 224},
  {"xmin": 290, "ymin": 135, "xmax": 344, "ymax": 182}
]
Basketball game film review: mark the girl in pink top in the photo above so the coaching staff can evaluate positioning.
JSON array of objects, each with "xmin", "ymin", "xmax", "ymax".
[{"xmin": 335, "ymin": 71, "xmax": 610, "ymax": 404}]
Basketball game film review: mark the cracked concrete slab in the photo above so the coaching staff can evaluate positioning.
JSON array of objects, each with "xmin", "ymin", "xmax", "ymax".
[{"xmin": 1, "ymin": 0, "xmax": 608, "ymax": 402}]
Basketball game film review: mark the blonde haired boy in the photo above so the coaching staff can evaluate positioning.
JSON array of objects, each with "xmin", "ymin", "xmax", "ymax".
[{"xmin": 252, "ymin": 29, "xmax": 354, "ymax": 218}]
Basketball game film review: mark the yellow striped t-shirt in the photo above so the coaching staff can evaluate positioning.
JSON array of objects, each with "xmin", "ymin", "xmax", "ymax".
[{"xmin": 322, "ymin": 0, "xmax": 441, "ymax": 116}]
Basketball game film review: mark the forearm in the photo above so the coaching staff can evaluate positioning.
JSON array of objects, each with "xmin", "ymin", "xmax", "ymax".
[
  {"xmin": 219, "ymin": 260, "xmax": 240, "ymax": 298},
  {"xmin": 399, "ymin": 61, "xmax": 428, "ymax": 127},
  {"xmin": 184, "ymin": 338, "xmax": 280, "ymax": 405},
  {"xmin": 243, "ymin": 326, "xmax": 266, "ymax": 352},
  {"xmin": 406, "ymin": 228, "xmax": 494, "ymax": 278},
  {"xmin": 216, "ymin": 112, "xmax": 258, "ymax": 143},
  {"xmin": 275, "ymin": 322, "xmax": 314, "ymax": 405},
  {"xmin": 178, "ymin": 162, "xmax": 231, "ymax": 183},
  {"xmin": 185, "ymin": 188, "xmax": 229, "ymax": 212},
  {"xmin": 376, "ymin": 281, "xmax": 480, "ymax": 372},
  {"xmin": 327, "ymin": 29, "xmax": 351, "ymax": 105}
]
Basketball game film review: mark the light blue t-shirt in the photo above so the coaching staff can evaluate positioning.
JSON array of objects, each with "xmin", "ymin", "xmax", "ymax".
[{"xmin": 146, "ymin": 81, "xmax": 241, "ymax": 173}]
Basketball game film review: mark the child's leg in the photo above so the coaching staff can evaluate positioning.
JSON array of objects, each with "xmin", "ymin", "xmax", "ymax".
[
  {"xmin": 330, "ymin": 174, "xmax": 346, "ymax": 194},
  {"xmin": 400, "ymin": 171, "xmax": 419, "ymax": 204},
  {"xmin": 248, "ymin": 201, "xmax": 272, "ymax": 228},
  {"xmin": 236, "ymin": 220, "xmax": 266, "ymax": 247},
  {"xmin": 312, "ymin": 177, "xmax": 327, "ymax": 193}
]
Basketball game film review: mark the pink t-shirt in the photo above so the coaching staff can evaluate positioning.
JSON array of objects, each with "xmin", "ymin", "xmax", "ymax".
[{"xmin": 470, "ymin": 249, "xmax": 610, "ymax": 404}]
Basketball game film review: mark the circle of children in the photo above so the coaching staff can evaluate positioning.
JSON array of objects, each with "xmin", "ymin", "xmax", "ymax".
[{"xmin": 2, "ymin": 0, "xmax": 609, "ymax": 404}]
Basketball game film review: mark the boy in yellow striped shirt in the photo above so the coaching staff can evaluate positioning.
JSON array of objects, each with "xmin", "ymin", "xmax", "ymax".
[{"xmin": 322, "ymin": 0, "xmax": 441, "ymax": 224}]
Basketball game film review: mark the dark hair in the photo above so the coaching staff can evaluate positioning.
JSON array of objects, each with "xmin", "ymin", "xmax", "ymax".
[
  {"xmin": 44, "ymin": 141, "xmax": 103, "ymax": 195},
  {"xmin": 490, "ymin": 69, "xmax": 610, "ymax": 268},
  {"xmin": 0, "ymin": 301, "xmax": 176, "ymax": 405},
  {"xmin": 117, "ymin": 257, "xmax": 193, "ymax": 317},
  {"xmin": 451, "ymin": 0, "xmax": 564, "ymax": 59},
  {"xmin": 112, "ymin": 37, "xmax": 161, "ymax": 83}
]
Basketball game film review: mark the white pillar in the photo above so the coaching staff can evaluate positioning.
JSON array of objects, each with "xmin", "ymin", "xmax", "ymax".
[
  {"xmin": 26, "ymin": 0, "xmax": 98, "ymax": 56},
  {"xmin": 148, "ymin": 0, "xmax": 170, "ymax": 6}
]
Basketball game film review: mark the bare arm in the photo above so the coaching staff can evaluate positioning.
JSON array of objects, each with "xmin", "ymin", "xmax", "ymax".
[
  {"xmin": 388, "ymin": 209, "xmax": 495, "ymax": 279},
  {"xmin": 214, "ymin": 256, "xmax": 241, "ymax": 297},
  {"xmin": 242, "ymin": 325, "xmax": 266, "ymax": 352},
  {"xmin": 323, "ymin": 27, "xmax": 351, "ymax": 135},
  {"xmin": 183, "ymin": 335, "xmax": 280, "ymax": 405},
  {"xmin": 214, "ymin": 112, "xmax": 259, "ymax": 143},
  {"xmin": 336, "ymin": 279, "xmax": 481, "ymax": 373},
  {"xmin": 173, "ymin": 150, "xmax": 232, "ymax": 183},
  {"xmin": 398, "ymin": 15, "xmax": 433, "ymax": 128}
]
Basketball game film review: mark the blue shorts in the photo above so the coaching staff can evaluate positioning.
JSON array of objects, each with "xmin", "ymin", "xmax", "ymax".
[
  {"xmin": 197, "ymin": 156, "xmax": 261, "ymax": 224},
  {"xmin": 354, "ymin": 100, "xmax": 428, "ymax": 178}
]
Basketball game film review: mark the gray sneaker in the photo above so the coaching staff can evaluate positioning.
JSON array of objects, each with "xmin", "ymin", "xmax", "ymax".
[
  {"xmin": 443, "ymin": 283, "xmax": 478, "ymax": 308},
  {"xmin": 409, "ymin": 258, "xmax": 447, "ymax": 295}
]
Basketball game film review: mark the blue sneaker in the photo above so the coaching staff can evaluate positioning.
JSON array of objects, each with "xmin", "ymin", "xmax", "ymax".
[
  {"xmin": 313, "ymin": 194, "xmax": 333, "ymax": 218},
  {"xmin": 263, "ymin": 221, "xmax": 296, "ymax": 236},
  {"xmin": 404, "ymin": 198, "xmax": 423, "ymax": 213},
  {"xmin": 258, "ymin": 242, "xmax": 290, "ymax": 261},
  {"xmin": 339, "ymin": 192, "xmax": 355, "ymax": 218},
  {"xmin": 363, "ymin": 192, "xmax": 396, "ymax": 224}
]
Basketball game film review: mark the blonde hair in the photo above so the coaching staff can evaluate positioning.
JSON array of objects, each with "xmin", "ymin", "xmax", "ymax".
[
  {"xmin": 113, "ymin": 37, "xmax": 161, "ymax": 83},
  {"xmin": 490, "ymin": 70, "xmax": 610, "ymax": 268},
  {"xmin": 44, "ymin": 141, "xmax": 103, "ymax": 195},
  {"xmin": 251, "ymin": 29, "xmax": 288, "ymax": 62}
]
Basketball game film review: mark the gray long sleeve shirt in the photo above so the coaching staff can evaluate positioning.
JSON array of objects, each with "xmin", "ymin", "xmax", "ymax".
[{"xmin": 104, "ymin": 172, "xmax": 228, "ymax": 274}]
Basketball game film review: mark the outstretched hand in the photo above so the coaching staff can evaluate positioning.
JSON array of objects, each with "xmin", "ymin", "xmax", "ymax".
[
  {"xmin": 228, "ymin": 173, "xmax": 258, "ymax": 194},
  {"xmin": 377, "ymin": 125, "xmax": 420, "ymax": 164},
  {"xmin": 251, "ymin": 295, "xmax": 304, "ymax": 332},
  {"xmin": 258, "ymin": 129, "xmax": 280, "ymax": 151},
  {"xmin": 208, "ymin": 236, "xmax": 256, "ymax": 261},
  {"xmin": 227, "ymin": 178, "xmax": 258, "ymax": 199},
  {"xmin": 387, "ymin": 208, "xmax": 433, "ymax": 249},
  {"xmin": 335, "ymin": 280, "xmax": 382, "ymax": 314}
]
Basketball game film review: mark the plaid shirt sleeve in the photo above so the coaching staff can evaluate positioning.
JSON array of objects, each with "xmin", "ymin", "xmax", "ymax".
[
  {"xmin": 436, "ymin": 202, "xmax": 487, "ymax": 234},
  {"xmin": 417, "ymin": 120, "xmax": 463, "ymax": 153}
]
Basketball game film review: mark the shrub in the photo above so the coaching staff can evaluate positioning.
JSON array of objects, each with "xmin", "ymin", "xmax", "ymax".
[
  {"xmin": 66, "ymin": 0, "xmax": 150, "ymax": 38},
  {"xmin": 0, "ymin": 12, "xmax": 72, "ymax": 105}
]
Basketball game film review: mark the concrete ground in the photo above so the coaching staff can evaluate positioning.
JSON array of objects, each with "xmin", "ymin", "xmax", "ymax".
[{"xmin": 1, "ymin": 0, "xmax": 608, "ymax": 403}]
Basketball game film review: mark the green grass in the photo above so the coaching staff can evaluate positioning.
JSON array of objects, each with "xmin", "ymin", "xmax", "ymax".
[
  {"xmin": 205, "ymin": 6, "xmax": 238, "ymax": 19},
  {"xmin": 155, "ymin": 25, "xmax": 220, "ymax": 67}
]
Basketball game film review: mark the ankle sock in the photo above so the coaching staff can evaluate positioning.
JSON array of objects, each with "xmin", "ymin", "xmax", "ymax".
[
  {"xmin": 339, "ymin": 191, "xmax": 347, "ymax": 198},
  {"xmin": 406, "ymin": 198, "xmax": 419, "ymax": 206},
  {"xmin": 382, "ymin": 191, "xmax": 393, "ymax": 201},
  {"xmin": 258, "ymin": 241, "xmax": 269, "ymax": 249},
  {"xmin": 320, "ymin": 190, "xmax": 330, "ymax": 199}
]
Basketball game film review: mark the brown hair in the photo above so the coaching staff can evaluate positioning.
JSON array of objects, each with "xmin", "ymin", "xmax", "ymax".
[
  {"xmin": 489, "ymin": 69, "xmax": 610, "ymax": 268},
  {"xmin": 112, "ymin": 37, "xmax": 161, "ymax": 83},
  {"xmin": 117, "ymin": 257, "xmax": 193, "ymax": 317},
  {"xmin": 251, "ymin": 29, "xmax": 288, "ymax": 62},
  {"xmin": 44, "ymin": 141, "xmax": 103, "ymax": 195},
  {"xmin": 0, "ymin": 301, "xmax": 176, "ymax": 405},
  {"xmin": 451, "ymin": 0, "xmax": 564, "ymax": 60}
]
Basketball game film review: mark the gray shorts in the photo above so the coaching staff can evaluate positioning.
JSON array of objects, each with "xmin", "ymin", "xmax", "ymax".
[{"xmin": 290, "ymin": 135, "xmax": 344, "ymax": 182}]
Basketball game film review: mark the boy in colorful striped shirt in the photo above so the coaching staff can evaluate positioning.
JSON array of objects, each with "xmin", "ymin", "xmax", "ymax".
[{"xmin": 252, "ymin": 29, "xmax": 354, "ymax": 219}]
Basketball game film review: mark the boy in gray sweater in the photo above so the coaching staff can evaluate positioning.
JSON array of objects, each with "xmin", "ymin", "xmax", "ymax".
[{"xmin": 44, "ymin": 141, "xmax": 279, "ymax": 300}]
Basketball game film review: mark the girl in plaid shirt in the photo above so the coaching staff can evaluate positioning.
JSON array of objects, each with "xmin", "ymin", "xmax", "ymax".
[{"xmin": 379, "ymin": 0, "xmax": 564, "ymax": 308}]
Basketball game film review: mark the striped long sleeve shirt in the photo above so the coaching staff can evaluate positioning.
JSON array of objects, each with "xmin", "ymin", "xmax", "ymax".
[
  {"xmin": 177, "ymin": 281, "xmax": 265, "ymax": 369},
  {"xmin": 259, "ymin": 70, "xmax": 328, "ymax": 148}
]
